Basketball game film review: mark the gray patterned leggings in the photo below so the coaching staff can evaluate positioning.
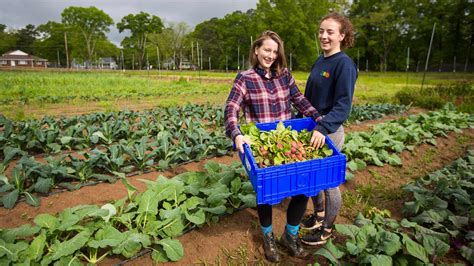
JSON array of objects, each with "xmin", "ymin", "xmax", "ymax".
[{"xmin": 311, "ymin": 126, "xmax": 344, "ymax": 228}]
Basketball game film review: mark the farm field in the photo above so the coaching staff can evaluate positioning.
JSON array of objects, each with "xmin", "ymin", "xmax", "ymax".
[
  {"xmin": 0, "ymin": 69, "xmax": 473, "ymax": 265},
  {"xmin": 1, "ymin": 69, "xmax": 473, "ymax": 119}
]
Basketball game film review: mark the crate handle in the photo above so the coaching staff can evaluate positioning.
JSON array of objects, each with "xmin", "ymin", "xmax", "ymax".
[{"xmin": 238, "ymin": 143, "xmax": 256, "ymax": 174}]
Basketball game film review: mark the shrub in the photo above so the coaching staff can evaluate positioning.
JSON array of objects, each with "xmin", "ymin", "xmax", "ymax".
[{"xmin": 394, "ymin": 82, "xmax": 473, "ymax": 112}]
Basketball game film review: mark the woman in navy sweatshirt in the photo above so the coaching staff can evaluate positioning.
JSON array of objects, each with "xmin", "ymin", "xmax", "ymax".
[{"xmin": 299, "ymin": 12, "xmax": 358, "ymax": 245}]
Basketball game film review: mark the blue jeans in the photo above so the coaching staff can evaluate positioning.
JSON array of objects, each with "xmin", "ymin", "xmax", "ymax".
[{"xmin": 312, "ymin": 126, "xmax": 344, "ymax": 228}]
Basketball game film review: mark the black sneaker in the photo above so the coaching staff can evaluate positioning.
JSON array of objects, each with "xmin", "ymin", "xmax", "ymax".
[
  {"xmin": 263, "ymin": 232, "xmax": 280, "ymax": 262},
  {"xmin": 300, "ymin": 213, "xmax": 324, "ymax": 230},
  {"xmin": 301, "ymin": 228, "xmax": 333, "ymax": 246}
]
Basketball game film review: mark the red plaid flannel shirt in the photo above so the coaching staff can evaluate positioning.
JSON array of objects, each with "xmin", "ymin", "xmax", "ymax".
[{"xmin": 224, "ymin": 67, "xmax": 321, "ymax": 140}]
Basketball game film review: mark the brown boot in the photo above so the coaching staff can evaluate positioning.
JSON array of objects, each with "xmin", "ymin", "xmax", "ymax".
[
  {"xmin": 263, "ymin": 232, "xmax": 281, "ymax": 262},
  {"xmin": 279, "ymin": 230, "xmax": 309, "ymax": 259}
]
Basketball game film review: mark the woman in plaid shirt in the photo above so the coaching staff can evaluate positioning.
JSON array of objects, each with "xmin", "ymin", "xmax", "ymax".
[{"xmin": 224, "ymin": 30, "xmax": 325, "ymax": 263}]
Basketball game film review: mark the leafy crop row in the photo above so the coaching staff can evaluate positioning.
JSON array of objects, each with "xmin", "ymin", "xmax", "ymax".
[
  {"xmin": 315, "ymin": 150, "xmax": 473, "ymax": 265},
  {"xmin": 0, "ymin": 129, "xmax": 230, "ymax": 208},
  {"xmin": 315, "ymin": 212, "xmax": 453, "ymax": 265},
  {"xmin": 0, "ymin": 161, "xmax": 256, "ymax": 265},
  {"xmin": 344, "ymin": 104, "xmax": 473, "ymax": 179},
  {"xmin": 402, "ymin": 150, "xmax": 473, "ymax": 263},
  {"xmin": 347, "ymin": 103, "xmax": 410, "ymax": 123},
  {"xmin": 0, "ymin": 104, "xmax": 225, "ymax": 156}
]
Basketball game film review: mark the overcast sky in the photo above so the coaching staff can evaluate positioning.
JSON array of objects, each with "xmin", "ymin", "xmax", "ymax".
[{"xmin": 0, "ymin": 0, "xmax": 258, "ymax": 45}]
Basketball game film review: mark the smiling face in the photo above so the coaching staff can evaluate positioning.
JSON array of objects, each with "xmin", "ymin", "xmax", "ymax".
[
  {"xmin": 319, "ymin": 18, "xmax": 345, "ymax": 57},
  {"xmin": 255, "ymin": 38, "xmax": 279, "ymax": 71}
]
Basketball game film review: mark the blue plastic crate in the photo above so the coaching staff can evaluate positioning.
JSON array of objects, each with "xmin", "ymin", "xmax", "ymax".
[{"xmin": 238, "ymin": 117, "xmax": 347, "ymax": 205}]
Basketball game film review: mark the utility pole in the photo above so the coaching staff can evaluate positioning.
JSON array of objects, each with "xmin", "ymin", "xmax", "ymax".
[
  {"xmin": 156, "ymin": 46, "xmax": 160, "ymax": 71},
  {"xmin": 453, "ymin": 56, "xmax": 456, "ymax": 72},
  {"xmin": 200, "ymin": 48, "xmax": 203, "ymax": 70},
  {"xmin": 121, "ymin": 49, "xmax": 125, "ymax": 72},
  {"xmin": 146, "ymin": 53, "xmax": 149, "ymax": 73},
  {"xmin": 57, "ymin": 49, "xmax": 60, "ymax": 68},
  {"xmin": 290, "ymin": 53, "xmax": 292, "ymax": 71},
  {"xmin": 421, "ymin": 23, "xmax": 436, "ymax": 89},
  {"xmin": 173, "ymin": 51, "xmax": 176, "ymax": 70},
  {"xmin": 196, "ymin": 42, "xmax": 200, "ymax": 69},
  {"xmin": 191, "ymin": 41, "xmax": 194, "ymax": 65},
  {"xmin": 357, "ymin": 49, "xmax": 360, "ymax": 71},
  {"xmin": 237, "ymin": 46, "xmax": 240, "ymax": 70},
  {"xmin": 406, "ymin": 47, "xmax": 410, "ymax": 88},
  {"xmin": 64, "ymin": 32, "xmax": 69, "ymax": 69}
]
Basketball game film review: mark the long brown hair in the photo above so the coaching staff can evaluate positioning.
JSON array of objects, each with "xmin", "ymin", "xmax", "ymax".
[
  {"xmin": 320, "ymin": 12, "xmax": 355, "ymax": 49},
  {"xmin": 249, "ymin": 30, "xmax": 287, "ymax": 75}
]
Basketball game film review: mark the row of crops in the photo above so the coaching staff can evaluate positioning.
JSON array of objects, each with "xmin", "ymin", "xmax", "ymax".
[
  {"xmin": 1, "ymin": 103, "xmax": 409, "ymax": 157},
  {"xmin": 0, "ymin": 104, "xmax": 226, "ymax": 156},
  {"xmin": 317, "ymin": 149, "xmax": 474, "ymax": 264},
  {"xmin": 1, "ymin": 104, "xmax": 471, "ymax": 209},
  {"xmin": 1, "ymin": 143, "xmax": 472, "ymax": 264},
  {"xmin": 0, "ymin": 162, "xmax": 256, "ymax": 264}
]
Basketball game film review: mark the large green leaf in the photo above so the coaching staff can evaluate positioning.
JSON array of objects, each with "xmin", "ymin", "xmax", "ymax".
[
  {"xmin": 157, "ymin": 238, "xmax": 184, "ymax": 262},
  {"xmin": 422, "ymin": 235, "xmax": 449, "ymax": 259},
  {"xmin": 0, "ymin": 224, "xmax": 40, "ymax": 243},
  {"xmin": 23, "ymin": 192, "xmax": 40, "ymax": 207},
  {"xmin": 25, "ymin": 231, "xmax": 46, "ymax": 262},
  {"xmin": 0, "ymin": 240, "xmax": 28, "ymax": 262},
  {"xmin": 184, "ymin": 209, "xmax": 205, "ymax": 225},
  {"xmin": 201, "ymin": 205, "xmax": 227, "ymax": 215},
  {"xmin": 207, "ymin": 191, "xmax": 232, "ymax": 205},
  {"xmin": 402, "ymin": 233, "xmax": 429, "ymax": 263},
  {"xmin": 53, "ymin": 255, "xmax": 83, "ymax": 266},
  {"xmin": 151, "ymin": 245, "xmax": 169, "ymax": 262},
  {"xmin": 137, "ymin": 190, "xmax": 159, "ymax": 216},
  {"xmin": 34, "ymin": 213, "xmax": 59, "ymax": 231},
  {"xmin": 238, "ymin": 193, "xmax": 256, "ymax": 208},
  {"xmin": 183, "ymin": 196, "xmax": 204, "ymax": 210},
  {"xmin": 33, "ymin": 177, "xmax": 53, "ymax": 194},
  {"xmin": 360, "ymin": 254, "xmax": 392, "ymax": 265},
  {"xmin": 88, "ymin": 225, "xmax": 125, "ymax": 249},
  {"xmin": 314, "ymin": 239, "xmax": 344, "ymax": 264},
  {"xmin": 51, "ymin": 230, "xmax": 91, "ymax": 260},
  {"xmin": 2, "ymin": 189, "xmax": 19, "ymax": 209},
  {"xmin": 460, "ymin": 244, "xmax": 474, "ymax": 264},
  {"xmin": 379, "ymin": 231, "xmax": 401, "ymax": 256},
  {"xmin": 112, "ymin": 231, "xmax": 151, "ymax": 258},
  {"xmin": 334, "ymin": 224, "xmax": 360, "ymax": 240}
]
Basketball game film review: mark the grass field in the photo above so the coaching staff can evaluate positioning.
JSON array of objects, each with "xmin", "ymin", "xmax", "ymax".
[{"xmin": 1, "ymin": 69, "xmax": 472, "ymax": 120}]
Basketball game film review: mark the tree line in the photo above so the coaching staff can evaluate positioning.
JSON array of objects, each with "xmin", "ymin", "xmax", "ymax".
[{"xmin": 0, "ymin": 0, "xmax": 472, "ymax": 71}]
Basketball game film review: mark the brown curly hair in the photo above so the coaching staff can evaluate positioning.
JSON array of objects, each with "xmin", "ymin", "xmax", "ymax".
[{"xmin": 320, "ymin": 12, "xmax": 355, "ymax": 49}]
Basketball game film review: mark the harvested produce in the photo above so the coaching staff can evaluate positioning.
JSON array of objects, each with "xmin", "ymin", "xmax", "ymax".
[{"xmin": 240, "ymin": 121, "xmax": 333, "ymax": 168}]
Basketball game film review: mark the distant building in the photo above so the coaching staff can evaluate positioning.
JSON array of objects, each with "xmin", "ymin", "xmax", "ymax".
[
  {"xmin": 98, "ymin": 57, "xmax": 117, "ymax": 69},
  {"xmin": 0, "ymin": 50, "xmax": 48, "ymax": 68},
  {"xmin": 163, "ymin": 59, "xmax": 176, "ymax": 70}
]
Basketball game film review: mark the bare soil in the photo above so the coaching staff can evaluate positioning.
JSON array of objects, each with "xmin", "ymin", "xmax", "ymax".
[{"xmin": 1, "ymin": 117, "xmax": 472, "ymax": 265}]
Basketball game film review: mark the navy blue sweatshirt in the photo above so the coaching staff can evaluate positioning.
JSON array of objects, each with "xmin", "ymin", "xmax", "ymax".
[{"xmin": 302, "ymin": 51, "xmax": 357, "ymax": 135}]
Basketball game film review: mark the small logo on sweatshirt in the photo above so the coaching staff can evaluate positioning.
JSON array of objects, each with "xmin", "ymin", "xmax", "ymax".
[{"xmin": 320, "ymin": 71, "xmax": 330, "ymax": 78}]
